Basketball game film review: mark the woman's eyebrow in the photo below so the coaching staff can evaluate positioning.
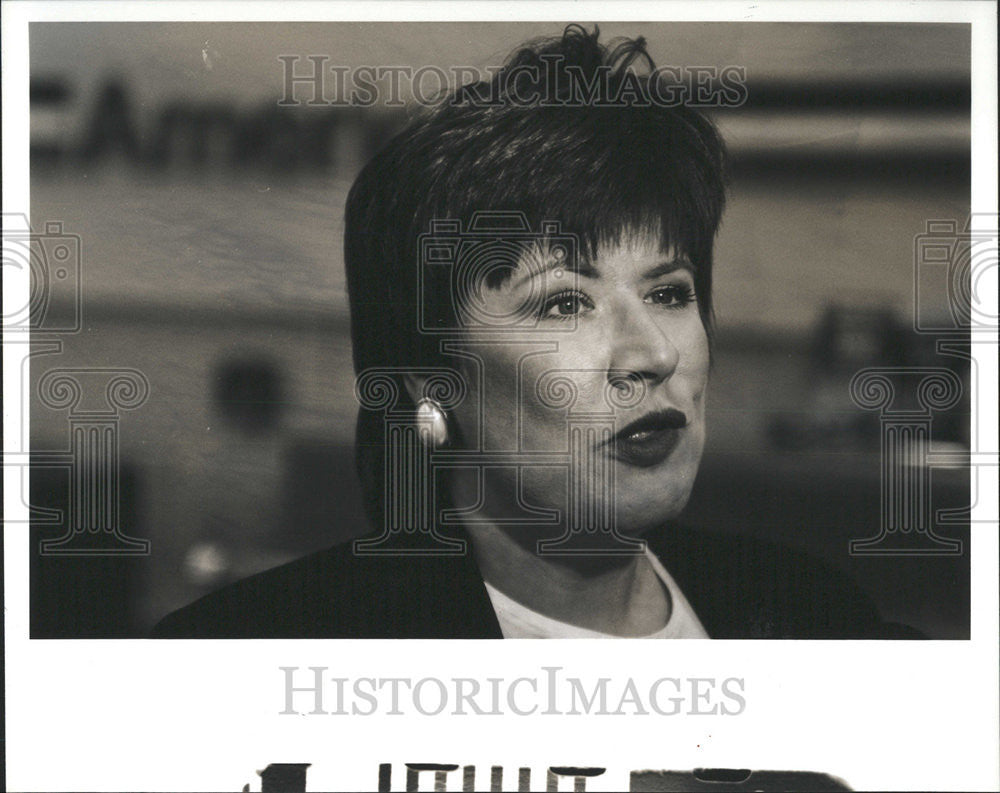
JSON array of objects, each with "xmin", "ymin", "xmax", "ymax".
[
  {"xmin": 511, "ymin": 259, "xmax": 598, "ymax": 289},
  {"xmin": 643, "ymin": 259, "xmax": 694, "ymax": 280}
]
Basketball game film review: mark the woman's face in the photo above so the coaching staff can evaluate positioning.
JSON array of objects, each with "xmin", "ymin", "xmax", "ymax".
[{"xmin": 447, "ymin": 230, "xmax": 710, "ymax": 539}]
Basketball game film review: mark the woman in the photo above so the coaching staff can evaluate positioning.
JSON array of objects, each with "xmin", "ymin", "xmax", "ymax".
[{"xmin": 153, "ymin": 25, "xmax": 915, "ymax": 639}]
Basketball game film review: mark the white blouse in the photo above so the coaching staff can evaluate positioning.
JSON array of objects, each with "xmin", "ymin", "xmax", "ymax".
[{"xmin": 483, "ymin": 548, "xmax": 710, "ymax": 639}]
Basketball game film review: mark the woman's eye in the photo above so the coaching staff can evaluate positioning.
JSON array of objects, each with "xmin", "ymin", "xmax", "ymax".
[
  {"xmin": 541, "ymin": 291, "xmax": 594, "ymax": 319},
  {"xmin": 646, "ymin": 284, "xmax": 696, "ymax": 308}
]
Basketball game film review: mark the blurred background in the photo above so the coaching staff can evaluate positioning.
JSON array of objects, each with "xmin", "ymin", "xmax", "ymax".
[{"xmin": 27, "ymin": 22, "xmax": 971, "ymax": 638}]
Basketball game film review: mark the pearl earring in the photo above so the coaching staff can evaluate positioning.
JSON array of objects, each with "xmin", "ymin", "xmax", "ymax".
[{"xmin": 415, "ymin": 397, "xmax": 449, "ymax": 447}]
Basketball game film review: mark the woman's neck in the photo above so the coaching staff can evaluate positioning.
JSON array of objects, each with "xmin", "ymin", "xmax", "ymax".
[{"xmin": 465, "ymin": 523, "xmax": 672, "ymax": 636}]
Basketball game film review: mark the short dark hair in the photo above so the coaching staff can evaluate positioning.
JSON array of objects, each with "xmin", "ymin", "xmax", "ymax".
[{"xmin": 345, "ymin": 24, "xmax": 728, "ymax": 529}]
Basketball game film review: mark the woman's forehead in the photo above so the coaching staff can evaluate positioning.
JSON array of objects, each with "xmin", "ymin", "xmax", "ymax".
[{"xmin": 514, "ymin": 230, "xmax": 684, "ymax": 279}]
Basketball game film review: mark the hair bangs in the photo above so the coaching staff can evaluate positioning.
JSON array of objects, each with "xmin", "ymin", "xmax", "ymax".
[{"xmin": 407, "ymin": 104, "xmax": 723, "ymax": 324}]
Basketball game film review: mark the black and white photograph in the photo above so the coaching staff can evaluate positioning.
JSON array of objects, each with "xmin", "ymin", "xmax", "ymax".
[{"xmin": 4, "ymin": 2, "xmax": 998, "ymax": 791}]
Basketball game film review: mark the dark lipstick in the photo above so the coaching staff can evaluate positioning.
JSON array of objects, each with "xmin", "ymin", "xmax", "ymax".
[{"xmin": 608, "ymin": 408, "xmax": 687, "ymax": 467}]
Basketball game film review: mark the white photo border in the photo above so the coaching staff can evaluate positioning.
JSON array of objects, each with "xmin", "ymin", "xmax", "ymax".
[{"xmin": 3, "ymin": 2, "xmax": 998, "ymax": 791}]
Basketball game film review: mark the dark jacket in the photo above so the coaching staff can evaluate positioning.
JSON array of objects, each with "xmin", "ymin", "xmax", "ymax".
[{"xmin": 151, "ymin": 527, "xmax": 921, "ymax": 639}]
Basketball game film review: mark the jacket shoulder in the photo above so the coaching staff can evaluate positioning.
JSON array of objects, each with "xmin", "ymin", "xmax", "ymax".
[
  {"xmin": 151, "ymin": 543, "xmax": 372, "ymax": 638},
  {"xmin": 150, "ymin": 540, "xmax": 501, "ymax": 639},
  {"xmin": 650, "ymin": 527, "xmax": 923, "ymax": 639}
]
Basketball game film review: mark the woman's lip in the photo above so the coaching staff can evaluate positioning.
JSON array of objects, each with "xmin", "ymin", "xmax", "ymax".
[
  {"xmin": 609, "ymin": 426, "xmax": 683, "ymax": 467},
  {"xmin": 614, "ymin": 407, "xmax": 688, "ymax": 440},
  {"xmin": 605, "ymin": 408, "xmax": 688, "ymax": 467}
]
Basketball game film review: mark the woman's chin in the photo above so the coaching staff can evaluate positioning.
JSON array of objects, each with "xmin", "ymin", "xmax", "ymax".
[{"xmin": 499, "ymin": 497, "xmax": 689, "ymax": 552}]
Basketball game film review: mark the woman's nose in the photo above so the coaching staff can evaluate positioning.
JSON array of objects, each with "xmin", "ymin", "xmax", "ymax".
[{"xmin": 607, "ymin": 305, "xmax": 679, "ymax": 385}]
